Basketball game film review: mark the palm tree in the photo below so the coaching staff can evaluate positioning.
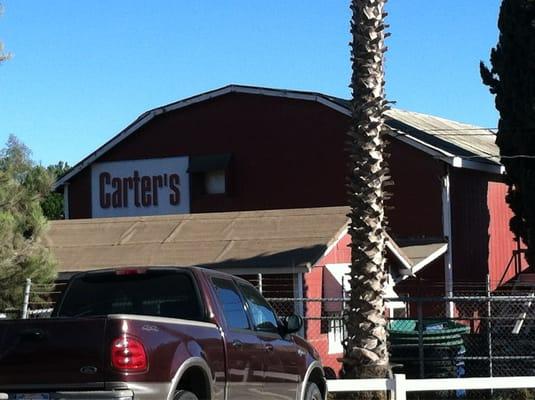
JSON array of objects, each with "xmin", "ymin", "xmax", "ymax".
[
  {"xmin": 481, "ymin": 0, "xmax": 535, "ymax": 269},
  {"xmin": 342, "ymin": 0, "xmax": 391, "ymax": 392}
]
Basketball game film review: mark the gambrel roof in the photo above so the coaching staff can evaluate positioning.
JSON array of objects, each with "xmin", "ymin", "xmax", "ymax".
[{"xmin": 55, "ymin": 84, "xmax": 502, "ymax": 189}]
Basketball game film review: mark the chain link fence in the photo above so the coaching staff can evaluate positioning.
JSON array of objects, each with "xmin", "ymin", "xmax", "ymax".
[
  {"xmin": 266, "ymin": 293, "xmax": 535, "ymax": 383},
  {"xmin": 0, "ymin": 280, "xmax": 66, "ymax": 320},
  {"xmin": 4, "ymin": 278, "xmax": 535, "ymax": 392}
]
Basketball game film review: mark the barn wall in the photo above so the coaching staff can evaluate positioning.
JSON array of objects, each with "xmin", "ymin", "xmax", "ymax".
[
  {"xmin": 387, "ymin": 140, "xmax": 444, "ymax": 239},
  {"xmin": 450, "ymin": 169, "xmax": 490, "ymax": 287},
  {"xmin": 68, "ymin": 168, "xmax": 91, "ymax": 219},
  {"xmin": 65, "ymin": 93, "xmax": 445, "ymax": 244},
  {"xmin": 449, "ymin": 170, "xmax": 528, "ymax": 290},
  {"xmin": 67, "ymin": 93, "xmax": 349, "ymax": 218},
  {"xmin": 487, "ymin": 181, "xmax": 528, "ymax": 288}
]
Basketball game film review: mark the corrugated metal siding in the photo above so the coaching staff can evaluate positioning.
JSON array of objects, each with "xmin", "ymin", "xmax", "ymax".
[
  {"xmin": 487, "ymin": 181, "xmax": 528, "ymax": 288},
  {"xmin": 450, "ymin": 171, "xmax": 528, "ymax": 290}
]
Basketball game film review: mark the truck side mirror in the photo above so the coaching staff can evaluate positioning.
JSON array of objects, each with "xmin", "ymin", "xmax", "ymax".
[{"xmin": 285, "ymin": 314, "xmax": 303, "ymax": 334}]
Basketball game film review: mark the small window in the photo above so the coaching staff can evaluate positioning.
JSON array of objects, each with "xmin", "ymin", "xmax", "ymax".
[
  {"xmin": 212, "ymin": 278, "xmax": 250, "ymax": 330},
  {"xmin": 188, "ymin": 154, "xmax": 231, "ymax": 196},
  {"xmin": 238, "ymin": 283, "xmax": 279, "ymax": 333},
  {"xmin": 205, "ymin": 170, "xmax": 226, "ymax": 194}
]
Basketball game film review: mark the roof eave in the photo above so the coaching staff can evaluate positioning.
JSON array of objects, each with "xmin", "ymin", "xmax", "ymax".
[{"xmin": 391, "ymin": 130, "xmax": 503, "ymax": 175}]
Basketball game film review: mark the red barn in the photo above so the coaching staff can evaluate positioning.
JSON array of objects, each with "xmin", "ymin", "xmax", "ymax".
[{"xmin": 48, "ymin": 85, "xmax": 528, "ymax": 373}]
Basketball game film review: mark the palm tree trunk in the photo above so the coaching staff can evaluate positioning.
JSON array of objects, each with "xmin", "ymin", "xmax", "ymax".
[{"xmin": 342, "ymin": 0, "xmax": 391, "ymax": 390}]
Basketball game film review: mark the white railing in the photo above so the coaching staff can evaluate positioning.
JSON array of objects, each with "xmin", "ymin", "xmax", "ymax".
[{"xmin": 327, "ymin": 374, "xmax": 535, "ymax": 400}]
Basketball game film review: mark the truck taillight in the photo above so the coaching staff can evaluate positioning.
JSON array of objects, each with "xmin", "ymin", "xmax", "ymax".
[{"xmin": 111, "ymin": 335, "xmax": 147, "ymax": 372}]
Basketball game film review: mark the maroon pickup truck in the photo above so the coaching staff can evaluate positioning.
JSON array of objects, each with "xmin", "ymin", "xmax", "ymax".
[{"xmin": 0, "ymin": 267, "xmax": 326, "ymax": 400}]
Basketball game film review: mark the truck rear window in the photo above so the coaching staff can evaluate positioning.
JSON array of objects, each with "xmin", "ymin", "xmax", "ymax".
[{"xmin": 56, "ymin": 270, "xmax": 203, "ymax": 320}]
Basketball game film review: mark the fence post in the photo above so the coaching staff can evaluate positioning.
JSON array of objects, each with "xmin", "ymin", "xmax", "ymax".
[
  {"xmin": 293, "ymin": 273, "xmax": 304, "ymax": 337},
  {"xmin": 418, "ymin": 300, "xmax": 424, "ymax": 379},
  {"xmin": 257, "ymin": 273, "xmax": 263, "ymax": 294},
  {"xmin": 393, "ymin": 374, "xmax": 406, "ymax": 400},
  {"xmin": 21, "ymin": 278, "xmax": 31, "ymax": 319},
  {"xmin": 486, "ymin": 275, "xmax": 493, "ymax": 392}
]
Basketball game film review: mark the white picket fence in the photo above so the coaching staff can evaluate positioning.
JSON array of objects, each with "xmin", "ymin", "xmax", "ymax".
[{"xmin": 327, "ymin": 374, "xmax": 535, "ymax": 400}]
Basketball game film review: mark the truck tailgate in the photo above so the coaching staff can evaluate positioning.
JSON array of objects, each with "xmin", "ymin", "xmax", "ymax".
[{"xmin": 0, "ymin": 318, "xmax": 108, "ymax": 387}]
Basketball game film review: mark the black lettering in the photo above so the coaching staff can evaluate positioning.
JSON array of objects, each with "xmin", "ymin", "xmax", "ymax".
[
  {"xmin": 133, "ymin": 170, "xmax": 141, "ymax": 207},
  {"xmin": 122, "ymin": 177, "xmax": 133, "ymax": 207},
  {"xmin": 169, "ymin": 174, "xmax": 180, "ymax": 206},
  {"xmin": 152, "ymin": 175, "xmax": 163, "ymax": 206},
  {"xmin": 99, "ymin": 172, "xmax": 111, "ymax": 208},
  {"xmin": 141, "ymin": 176, "xmax": 152, "ymax": 207},
  {"xmin": 112, "ymin": 178, "xmax": 122, "ymax": 208}
]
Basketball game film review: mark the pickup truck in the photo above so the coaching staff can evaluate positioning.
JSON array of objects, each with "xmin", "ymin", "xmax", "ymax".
[{"xmin": 0, "ymin": 267, "xmax": 326, "ymax": 400}]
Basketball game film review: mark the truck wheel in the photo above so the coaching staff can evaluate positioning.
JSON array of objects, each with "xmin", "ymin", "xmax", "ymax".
[
  {"xmin": 304, "ymin": 382, "xmax": 323, "ymax": 400},
  {"xmin": 173, "ymin": 390, "xmax": 199, "ymax": 400}
]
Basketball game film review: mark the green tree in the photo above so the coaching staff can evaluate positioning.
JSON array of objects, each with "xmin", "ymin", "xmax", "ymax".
[
  {"xmin": 342, "ymin": 0, "xmax": 391, "ymax": 394},
  {"xmin": 481, "ymin": 0, "xmax": 535, "ymax": 268},
  {"xmin": 41, "ymin": 161, "xmax": 70, "ymax": 220},
  {"xmin": 0, "ymin": 135, "xmax": 56, "ymax": 310}
]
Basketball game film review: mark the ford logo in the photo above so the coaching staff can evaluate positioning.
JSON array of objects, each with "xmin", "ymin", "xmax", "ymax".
[{"xmin": 80, "ymin": 366, "xmax": 98, "ymax": 374}]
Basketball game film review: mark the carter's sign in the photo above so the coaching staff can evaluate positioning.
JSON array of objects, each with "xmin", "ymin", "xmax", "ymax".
[{"xmin": 91, "ymin": 157, "xmax": 190, "ymax": 218}]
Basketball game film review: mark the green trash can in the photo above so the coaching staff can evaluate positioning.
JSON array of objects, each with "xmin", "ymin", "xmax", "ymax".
[{"xmin": 388, "ymin": 319, "xmax": 469, "ymax": 379}]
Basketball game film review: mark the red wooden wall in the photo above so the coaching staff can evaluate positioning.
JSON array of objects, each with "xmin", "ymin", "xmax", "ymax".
[
  {"xmin": 487, "ymin": 181, "xmax": 528, "ymax": 288},
  {"xmin": 66, "ymin": 92, "xmax": 445, "ymax": 247}
]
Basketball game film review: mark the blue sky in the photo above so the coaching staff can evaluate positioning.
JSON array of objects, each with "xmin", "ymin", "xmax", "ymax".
[{"xmin": 0, "ymin": 1, "xmax": 501, "ymax": 166}]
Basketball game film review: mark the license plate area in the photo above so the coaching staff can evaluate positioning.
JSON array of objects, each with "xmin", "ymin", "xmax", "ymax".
[{"xmin": 14, "ymin": 394, "xmax": 50, "ymax": 400}]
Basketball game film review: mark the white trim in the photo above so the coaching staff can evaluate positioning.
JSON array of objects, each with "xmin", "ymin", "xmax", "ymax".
[
  {"xmin": 314, "ymin": 225, "xmax": 349, "ymax": 266},
  {"xmin": 456, "ymin": 157, "xmax": 504, "ymax": 175},
  {"xmin": 392, "ymin": 131, "xmax": 456, "ymax": 161},
  {"xmin": 392, "ymin": 131, "xmax": 503, "ymax": 175},
  {"xmin": 54, "ymin": 85, "xmax": 502, "ymax": 189},
  {"xmin": 442, "ymin": 171, "xmax": 455, "ymax": 318},
  {"xmin": 327, "ymin": 374, "xmax": 535, "ymax": 397},
  {"xmin": 385, "ymin": 240, "xmax": 413, "ymax": 271},
  {"xmin": 107, "ymin": 314, "xmax": 218, "ymax": 329},
  {"xmin": 328, "ymin": 378, "xmax": 392, "ymax": 393},
  {"xmin": 411, "ymin": 243, "xmax": 448, "ymax": 274}
]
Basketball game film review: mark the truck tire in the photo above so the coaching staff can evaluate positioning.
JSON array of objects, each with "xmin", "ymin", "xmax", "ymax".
[
  {"xmin": 173, "ymin": 390, "xmax": 199, "ymax": 400},
  {"xmin": 304, "ymin": 382, "xmax": 323, "ymax": 400}
]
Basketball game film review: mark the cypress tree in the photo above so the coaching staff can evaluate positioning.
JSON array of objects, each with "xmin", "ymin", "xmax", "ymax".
[{"xmin": 481, "ymin": 0, "xmax": 535, "ymax": 268}]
